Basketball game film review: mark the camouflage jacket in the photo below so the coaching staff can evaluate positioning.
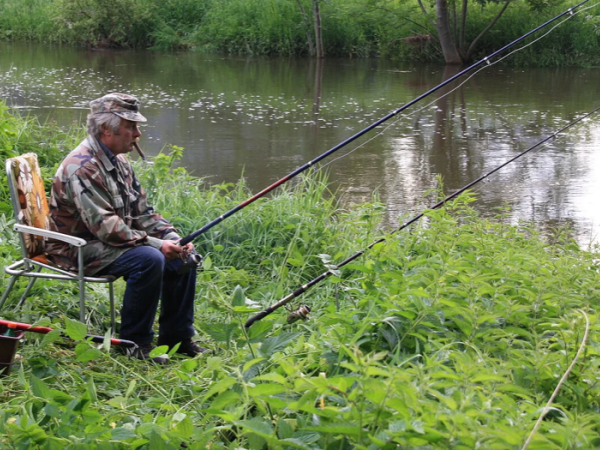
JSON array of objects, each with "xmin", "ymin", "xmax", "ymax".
[{"xmin": 45, "ymin": 136, "xmax": 179, "ymax": 276}]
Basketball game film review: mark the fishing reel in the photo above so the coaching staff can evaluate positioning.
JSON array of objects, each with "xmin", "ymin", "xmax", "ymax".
[
  {"xmin": 286, "ymin": 304, "xmax": 312, "ymax": 324},
  {"xmin": 177, "ymin": 249, "xmax": 203, "ymax": 275}
]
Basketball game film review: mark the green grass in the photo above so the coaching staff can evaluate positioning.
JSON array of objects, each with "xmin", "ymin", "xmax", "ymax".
[
  {"xmin": 0, "ymin": 0, "xmax": 55, "ymax": 42},
  {"xmin": 0, "ymin": 104, "xmax": 83, "ymax": 216},
  {"xmin": 1, "ymin": 108, "xmax": 600, "ymax": 448}
]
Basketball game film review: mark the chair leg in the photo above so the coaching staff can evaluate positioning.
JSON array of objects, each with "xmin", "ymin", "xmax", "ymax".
[
  {"xmin": 109, "ymin": 281, "xmax": 116, "ymax": 336},
  {"xmin": 77, "ymin": 250, "xmax": 86, "ymax": 323},
  {"xmin": 79, "ymin": 278, "xmax": 86, "ymax": 323},
  {"xmin": 16, "ymin": 266, "xmax": 43, "ymax": 308},
  {"xmin": 0, "ymin": 276, "xmax": 19, "ymax": 310}
]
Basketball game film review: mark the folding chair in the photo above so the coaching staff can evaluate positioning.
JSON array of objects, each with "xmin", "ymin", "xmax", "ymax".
[{"xmin": 0, "ymin": 153, "xmax": 117, "ymax": 332}]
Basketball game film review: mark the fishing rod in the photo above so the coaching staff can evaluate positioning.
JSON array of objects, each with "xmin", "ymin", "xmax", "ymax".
[
  {"xmin": 179, "ymin": 0, "xmax": 590, "ymax": 247},
  {"xmin": 244, "ymin": 106, "xmax": 600, "ymax": 328},
  {"xmin": 0, "ymin": 319, "xmax": 137, "ymax": 348}
]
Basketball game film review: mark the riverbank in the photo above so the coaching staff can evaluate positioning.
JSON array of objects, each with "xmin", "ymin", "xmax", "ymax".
[
  {"xmin": 1, "ymin": 108, "xmax": 600, "ymax": 448},
  {"xmin": 0, "ymin": 0, "xmax": 598, "ymax": 66}
]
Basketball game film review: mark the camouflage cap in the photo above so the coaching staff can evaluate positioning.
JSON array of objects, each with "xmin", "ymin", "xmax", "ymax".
[{"xmin": 89, "ymin": 93, "xmax": 147, "ymax": 122}]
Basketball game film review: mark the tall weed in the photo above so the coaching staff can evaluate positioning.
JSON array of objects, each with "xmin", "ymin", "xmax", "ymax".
[
  {"xmin": 194, "ymin": 0, "xmax": 305, "ymax": 55},
  {"xmin": 149, "ymin": 0, "xmax": 210, "ymax": 50},
  {"xmin": 0, "ymin": 0, "xmax": 55, "ymax": 41}
]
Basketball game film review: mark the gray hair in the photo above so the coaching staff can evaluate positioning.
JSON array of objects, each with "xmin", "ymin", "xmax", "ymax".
[{"xmin": 87, "ymin": 112, "xmax": 122, "ymax": 137}]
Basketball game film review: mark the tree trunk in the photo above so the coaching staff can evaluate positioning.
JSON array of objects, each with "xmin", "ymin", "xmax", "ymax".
[
  {"xmin": 313, "ymin": 56, "xmax": 323, "ymax": 115},
  {"xmin": 435, "ymin": 0, "xmax": 462, "ymax": 64},
  {"xmin": 432, "ymin": 65, "xmax": 462, "ymax": 174},
  {"xmin": 313, "ymin": 0, "xmax": 324, "ymax": 59}
]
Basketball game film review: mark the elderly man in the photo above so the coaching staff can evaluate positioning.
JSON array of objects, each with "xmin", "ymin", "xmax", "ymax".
[{"xmin": 45, "ymin": 93, "xmax": 204, "ymax": 363}]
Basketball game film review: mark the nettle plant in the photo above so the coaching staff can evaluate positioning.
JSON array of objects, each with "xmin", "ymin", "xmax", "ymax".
[
  {"xmin": 188, "ymin": 195, "xmax": 600, "ymax": 449},
  {"xmin": 1, "ymin": 156, "xmax": 600, "ymax": 449}
]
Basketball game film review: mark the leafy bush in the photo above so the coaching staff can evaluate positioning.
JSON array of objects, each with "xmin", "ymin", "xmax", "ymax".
[
  {"xmin": 51, "ymin": 0, "xmax": 157, "ymax": 48},
  {"xmin": 469, "ymin": 0, "xmax": 600, "ymax": 66}
]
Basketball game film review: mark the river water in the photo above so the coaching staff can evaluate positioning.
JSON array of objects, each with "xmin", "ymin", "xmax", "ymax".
[{"xmin": 1, "ymin": 42, "xmax": 600, "ymax": 247}]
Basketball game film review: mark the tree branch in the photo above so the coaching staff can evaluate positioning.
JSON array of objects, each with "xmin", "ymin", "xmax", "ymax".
[
  {"xmin": 465, "ymin": 0, "xmax": 511, "ymax": 61},
  {"xmin": 403, "ymin": 16, "xmax": 436, "ymax": 37},
  {"xmin": 460, "ymin": 0, "xmax": 468, "ymax": 50},
  {"xmin": 417, "ymin": 0, "xmax": 438, "ymax": 32},
  {"xmin": 360, "ymin": 3, "xmax": 437, "ymax": 41},
  {"xmin": 452, "ymin": 0, "xmax": 458, "ymax": 47}
]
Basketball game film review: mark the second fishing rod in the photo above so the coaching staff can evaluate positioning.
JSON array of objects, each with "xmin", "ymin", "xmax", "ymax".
[
  {"xmin": 179, "ymin": 0, "xmax": 590, "ymax": 247},
  {"xmin": 244, "ymin": 106, "xmax": 600, "ymax": 328}
]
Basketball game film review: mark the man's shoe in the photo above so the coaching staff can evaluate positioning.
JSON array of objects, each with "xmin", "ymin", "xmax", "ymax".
[
  {"xmin": 157, "ymin": 337, "xmax": 208, "ymax": 357},
  {"xmin": 121, "ymin": 343, "xmax": 168, "ymax": 364}
]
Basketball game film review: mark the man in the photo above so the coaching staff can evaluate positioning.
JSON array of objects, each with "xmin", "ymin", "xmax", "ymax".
[{"xmin": 45, "ymin": 93, "xmax": 204, "ymax": 363}]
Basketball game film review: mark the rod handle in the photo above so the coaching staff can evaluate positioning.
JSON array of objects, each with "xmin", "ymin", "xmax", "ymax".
[
  {"xmin": 245, "ymin": 309, "xmax": 274, "ymax": 329},
  {"xmin": 88, "ymin": 335, "xmax": 137, "ymax": 348},
  {"xmin": 0, "ymin": 320, "xmax": 137, "ymax": 348}
]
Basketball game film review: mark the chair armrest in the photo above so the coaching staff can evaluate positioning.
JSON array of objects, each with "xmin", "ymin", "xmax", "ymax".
[{"xmin": 14, "ymin": 224, "xmax": 87, "ymax": 247}]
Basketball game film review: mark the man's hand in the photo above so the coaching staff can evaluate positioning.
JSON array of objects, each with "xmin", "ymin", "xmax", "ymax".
[{"xmin": 161, "ymin": 240, "xmax": 195, "ymax": 261}]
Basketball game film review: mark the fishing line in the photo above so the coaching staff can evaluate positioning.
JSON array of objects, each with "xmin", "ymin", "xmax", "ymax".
[
  {"xmin": 521, "ymin": 309, "xmax": 590, "ymax": 450},
  {"xmin": 179, "ymin": 0, "xmax": 593, "ymax": 247},
  {"xmin": 244, "ymin": 105, "xmax": 600, "ymax": 328},
  {"xmin": 459, "ymin": 131, "xmax": 562, "ymax": 218},
  {"xmin": 317, "ymin": 0, "xmax": 600, "ymax": 174},
  {"xmin": 313, "ymin": 0, "xmax": 600, "ymax": 233}
]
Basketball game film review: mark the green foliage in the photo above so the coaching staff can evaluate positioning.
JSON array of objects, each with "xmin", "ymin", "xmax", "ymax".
[
  {"xmin": 50, "ymin": 0, "xmax": 157, "ymax": 48},
  {"xmin": 2, "ymin": 104, "xmax": 600, "ymax": 448},
  {"xmin": 0, "ymin": 102, "xmax": 82, "ymax": 214},
  {"xmin": 0, "ymin": 0, "xmax": 598, "ymax": 64},
  {"xmin": 149, "ymin": 0, "xmax": 209, "ymax": 50},
  {"xmin": 0, "ymin": 0, "xmax": 55, "ymax": 42},
  {"xmin": 193, "ymin": 0, "xmax": 306, "ymax": 55},
  {"xmin": 467, "ymin": 0, "xmax": 600, "ymax": 66}
]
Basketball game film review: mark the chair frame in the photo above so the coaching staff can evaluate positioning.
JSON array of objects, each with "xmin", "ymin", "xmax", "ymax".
[{"xmin": 1, "ymin": 156, "xmax": 116, "ymax": 332}]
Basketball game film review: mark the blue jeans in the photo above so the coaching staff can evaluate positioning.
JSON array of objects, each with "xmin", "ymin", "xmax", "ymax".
[{"xmin": 98, "ymin": 246, "xmax": 197, "ymax": 345}]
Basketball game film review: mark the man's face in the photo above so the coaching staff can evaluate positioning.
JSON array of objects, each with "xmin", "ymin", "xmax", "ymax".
[{"xmin": 101, "ymin": 119, "xmax": 142, "ymax": 155}]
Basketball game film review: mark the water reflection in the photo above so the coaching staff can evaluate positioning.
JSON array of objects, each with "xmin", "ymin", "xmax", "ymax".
[{"xmin": 1, "ymin": 42, "xmax": 599, "ymax": 247}]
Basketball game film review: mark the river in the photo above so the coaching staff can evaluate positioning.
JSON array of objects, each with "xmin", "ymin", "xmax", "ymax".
[{"xmin": 1, "ymin": 42, "xmax": 600, "ymax": 247}]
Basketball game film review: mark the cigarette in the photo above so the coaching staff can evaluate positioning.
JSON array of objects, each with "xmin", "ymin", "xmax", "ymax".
[{"xmin": 133, "ymin": 141, "xmax": 146, "ymax": 160}]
